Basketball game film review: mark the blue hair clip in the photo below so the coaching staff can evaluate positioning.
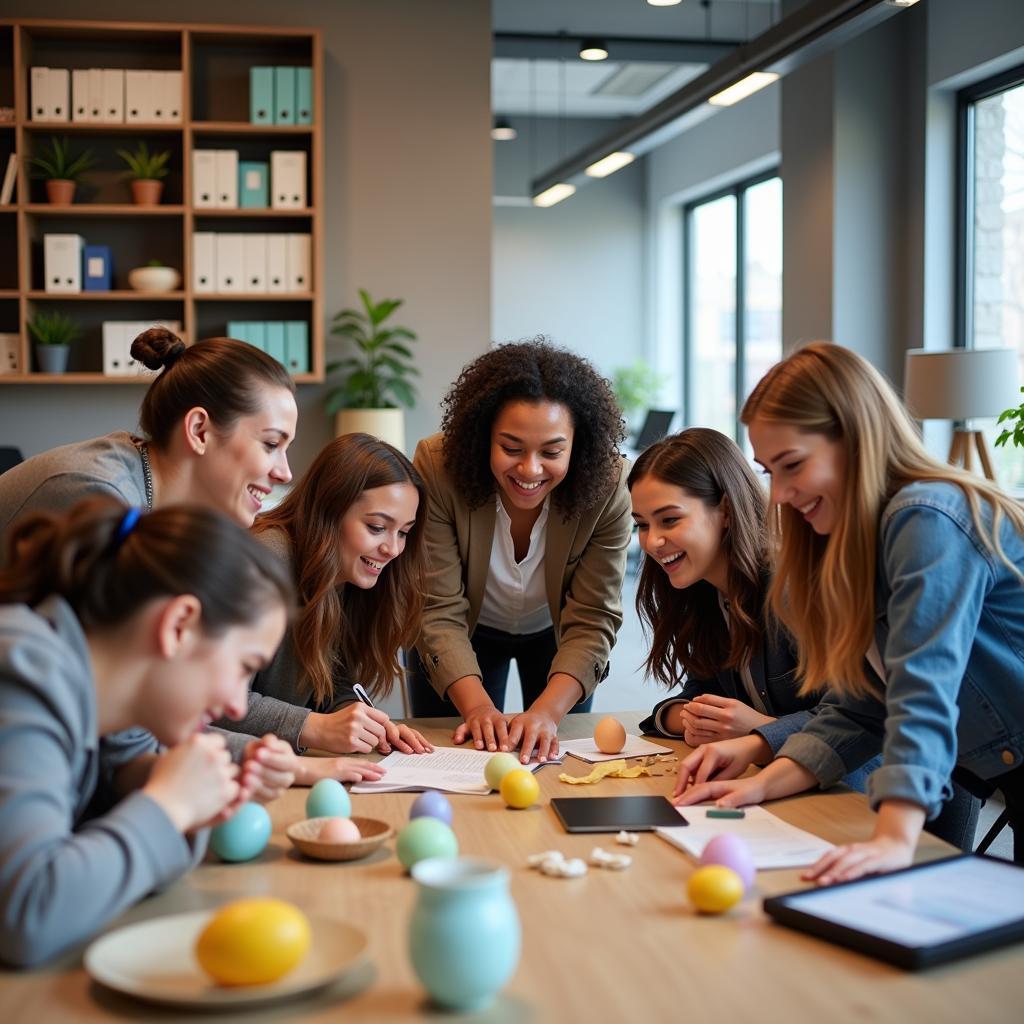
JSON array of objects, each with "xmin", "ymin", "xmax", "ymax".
[{"xmin": 115, "ymin": 507, "xmax": 143, "ymax": 545}]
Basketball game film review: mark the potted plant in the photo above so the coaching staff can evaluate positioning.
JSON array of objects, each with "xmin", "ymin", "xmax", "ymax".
[
  {"xmin": 117, "ymin": 141, "xmax": 171, "ymax": 205},
  {"xmin": 996, "ymin": 387, "xmax": 1024, "ymax": 451},
  {"xmin": 612, "ymin": 360, "xmax": 662, "ymax": 441},
  {"xmin": 325, "ymin": 289, "xmax": 419, "ymax": 451},
  {"xmin": 27, "ymin": 136, "xmax": 95, "ymax": 205},
  {"xmin": 28, "ymin": 309, "xmax": 81, "ymax": 374},
  {"xmin": 128, "ymin": 258, "xmax": 181, "ymax": 293}
]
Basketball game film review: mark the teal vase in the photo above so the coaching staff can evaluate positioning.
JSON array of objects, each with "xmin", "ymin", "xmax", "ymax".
[{"xmin": 409, "ymin": 857, "xmax": 520, "ymax": 1011}]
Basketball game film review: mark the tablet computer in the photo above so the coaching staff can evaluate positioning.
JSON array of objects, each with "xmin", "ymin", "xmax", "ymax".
[
  {"xmin": 763, "ymin": 854, "xmax": 1024, "ymax": 969},
  {"xmin": 551, "ymin": 796, "xmax": 687, "ymax": 833}
]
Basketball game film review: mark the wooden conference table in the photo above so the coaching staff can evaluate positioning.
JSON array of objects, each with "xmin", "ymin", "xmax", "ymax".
[{"xmin": 1, "ymin": 712, "xmax": 1021, "ymax": 1023}]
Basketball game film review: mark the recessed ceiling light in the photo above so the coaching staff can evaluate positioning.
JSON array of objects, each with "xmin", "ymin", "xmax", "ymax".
[
  {"xmin": 647, "ymin": 0, "xmax": 683, "ymax": 6},
  {"xmin": 579, "ymin": 38, "xmax": 609, "ymax": 62}
]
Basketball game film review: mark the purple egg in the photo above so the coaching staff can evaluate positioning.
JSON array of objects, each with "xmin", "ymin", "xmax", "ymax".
[
  {"xmin": 409, "ymin": 790, "xmax": 453, "ymax": 826},
  {"xmin": 699, "ymin": 833, "xmax": 756, "ymax": 890}
]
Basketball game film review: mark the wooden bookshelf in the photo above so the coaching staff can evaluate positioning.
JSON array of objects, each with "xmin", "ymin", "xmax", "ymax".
[{"xmin": 0, "ymin": 18, "xmax": 323, "ymax": 384}]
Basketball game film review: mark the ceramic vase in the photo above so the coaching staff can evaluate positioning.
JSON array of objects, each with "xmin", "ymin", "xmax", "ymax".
[
  {"xmin": 130, "ymin": 179, "xmax": 163, "ymax": 205},
  {"xmin": 35, "ymin": 344, "xmax": 69, "ymax": 373}
]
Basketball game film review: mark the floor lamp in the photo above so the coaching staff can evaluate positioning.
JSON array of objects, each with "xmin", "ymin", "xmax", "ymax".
[{"xmin": 904, "ymin": 347, "xmax": 1021, "ymax": 481}]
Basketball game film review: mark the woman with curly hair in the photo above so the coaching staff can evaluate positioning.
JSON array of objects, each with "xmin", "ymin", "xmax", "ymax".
[
  {"xmin": 410, "ymin": 340, "xmax": 632, "ymax": 764},
  {"xmin": 215, "ymin": 434, "xmax": 433, "ymax": 784}
]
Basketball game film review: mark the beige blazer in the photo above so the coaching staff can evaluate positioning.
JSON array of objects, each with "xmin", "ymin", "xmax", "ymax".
[{"xmin": 412, "ymin": 433, "xmax": 632, "ymax": 700}]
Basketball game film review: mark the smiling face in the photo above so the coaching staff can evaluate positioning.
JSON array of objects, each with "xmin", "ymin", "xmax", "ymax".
[
  {"xmin": 747, "ymin": 417, "xmax": 847, "ymax": 535},
  {"xmin": 489, "ymin": 400, "xmax": 574, "ymax": 513},
  {"xmin": 195, "ymin": 386, "xmax": 298, "ymax": 527},
  {"xmin": 336, "ymin": 482, "xmax": 420, "ymax": 589},
  {"xmin": 630, "ymin": 474, "xmax": 731, "ymax": 593},
  {"xmin": 144, "ymin": 604, "xmax": 287, "ymax": 745}
]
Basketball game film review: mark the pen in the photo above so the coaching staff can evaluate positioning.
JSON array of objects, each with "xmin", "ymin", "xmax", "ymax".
[{"xmin": 352, "ymin": 683, "xmax": 375, "ymax": 708}]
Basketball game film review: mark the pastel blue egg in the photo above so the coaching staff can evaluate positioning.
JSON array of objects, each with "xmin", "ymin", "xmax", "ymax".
[
  {"xmin": 410, "ymin": 790, "xmax": 453, "ymax": 826},
  {"xmin": 210, "ymin": 802, "xmax": 271, "ymax": 863},
  {"xmin": 306, "ymin": 778, "xmax": 351, "ymax": 819}
]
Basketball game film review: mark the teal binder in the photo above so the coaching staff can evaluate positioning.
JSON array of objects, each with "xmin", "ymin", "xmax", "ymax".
[
  {"xmin": 296, "ymin": 67, "xmax": 313, "ymax": 124},
  {"xmin": 238, "ymin": 161, "xmax": 269, "ymax": 208},
  {"xmin": 285, "ymin": 320, "xmax": 310, "ymax": 374},
  {"xmin": 274, "ymin": 67, "xmax": 296, "ymax": 125},
  {"xmin": 250, "ymin": 67, "xmax": 274, "ymax": 125},
  {"xmin": 227, "ymin": 321, "xmax": 249, "ymax": 343},
  {"xmin": 265, "ymin": 321, "xmax": 286, "ymax": 365},
  {"xmin": 247, "ymin": 321, "xmax": 267, "ymax": 352}
]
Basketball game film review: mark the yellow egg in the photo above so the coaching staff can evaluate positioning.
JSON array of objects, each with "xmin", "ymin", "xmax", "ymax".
[
  {"xmin": 593, "ymin": 715, "xmax": 626, "ymax": 754},
  {"xmin": 500, "ymin": 768, "xmax": 540, "ymax": 809},
  {"xmin": 195, "ymin": 898, "xmax": 311, "ymax": 986},
  {"xmin": 687, "ymin": 866, "xmax": 744, "ymax": 914}
]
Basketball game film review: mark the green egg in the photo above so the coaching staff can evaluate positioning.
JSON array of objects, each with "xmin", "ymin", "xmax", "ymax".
[{"xmin": 396, "ymin": 816, "xmax": 459, "ymax": 870}]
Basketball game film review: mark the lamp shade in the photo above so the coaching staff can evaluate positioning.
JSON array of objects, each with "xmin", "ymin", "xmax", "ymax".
[{"xmin": 903, "ymin": 347, "xmax": 1021, "ymax": 421}]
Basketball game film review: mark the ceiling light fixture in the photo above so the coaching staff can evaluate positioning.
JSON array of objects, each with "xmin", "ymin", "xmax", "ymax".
[
  {"xmin": 647, "ymin": 0, "xmax": 683, "ymax": 6},
  {"xmin": 491, "ymin": 117, "xmax": 517, "ymax": 141},
  {"xmin": 533, "ymin": 183, "xmax": 576, "ymax": 208},
  {"xmin": 585, "ymin": 151, "xmax": 636, "ymax": 178},
  {"xmin": 707, "ymin": 71, "xmax": 780, "ymax": 107},
  {"xmin": 578, "ymin": 38, "xmax": 609, "ymax": 61},
  {"xmin": 884, "ymin": 1, "xmax": 921, "ymax": 7}
]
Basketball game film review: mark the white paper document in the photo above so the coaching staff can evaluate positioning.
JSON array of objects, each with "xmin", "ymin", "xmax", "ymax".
[
  {"xmin": 559, "ymin": 734, "xmax": 673, "ymax": 763},
  {"xmin": 351, "ymin": 747, "xmax": 562, "ymax": 795},
  {"xmin": 656, "ymin": 805, "xmax": 834, "ymax": 869}
]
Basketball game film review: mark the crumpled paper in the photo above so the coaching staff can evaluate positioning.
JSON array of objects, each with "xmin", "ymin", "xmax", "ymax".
[{"xmin": 558, "ymin": 759, "xmax": 656, "ymax": 785}]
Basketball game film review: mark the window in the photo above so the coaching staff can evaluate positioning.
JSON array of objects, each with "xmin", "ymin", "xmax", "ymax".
[
  {"xmin": 961, "ymin": 65, "xmax": 1024, "ymax": 491},
  {"xmin": 684, "ymin": 174, "xmax": 782, "ymax": 442}
]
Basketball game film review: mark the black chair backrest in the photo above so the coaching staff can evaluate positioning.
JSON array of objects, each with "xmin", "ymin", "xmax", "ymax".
[{"xmin": 0, "ymin": 447, "xmax": 24, "ymax": 475}]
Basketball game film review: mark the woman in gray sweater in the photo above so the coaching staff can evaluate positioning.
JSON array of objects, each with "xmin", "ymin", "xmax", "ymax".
[
  {"xmin": 216, "ymin": 434, "xmax": 432, "ymax": 783},
  {"xmin": 0, "ymin": 498, "xmax": 294, "ymax": 968}
]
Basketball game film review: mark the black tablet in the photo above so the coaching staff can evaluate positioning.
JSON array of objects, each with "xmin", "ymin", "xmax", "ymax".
[
  {"xmin": 551, "ymin": 795, "xmax": 687, "ymax": 833},
  {"xmin": 763, "ymin": 854, "xmax": 1024, "ymax": 969}
]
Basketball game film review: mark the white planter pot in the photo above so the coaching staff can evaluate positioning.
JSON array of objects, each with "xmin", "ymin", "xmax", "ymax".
[
  {"xmin": 128, "ymin": 266, "xmax": 181, "ymax": 293},
  {"xmin": 334, "ymin": 408, "xmax": 406, "ymax": 453}
]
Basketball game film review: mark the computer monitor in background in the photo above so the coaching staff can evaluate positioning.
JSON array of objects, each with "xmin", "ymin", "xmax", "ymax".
[{"xmin": 633, "ymin": 410, "xmax": 675, "ymax": 451}]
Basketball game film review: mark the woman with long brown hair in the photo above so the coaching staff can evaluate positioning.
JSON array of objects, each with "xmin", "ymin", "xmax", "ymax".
[
  {"xmin": 677, "ymin": 343, "xmax": 1024, "ymax": 882},
  {"xmin": 215, "ymin": 433, "xmax": 432, "ymax": 784}
]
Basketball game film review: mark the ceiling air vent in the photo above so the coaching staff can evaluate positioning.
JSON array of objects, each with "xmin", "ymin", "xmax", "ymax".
[{"xmin": 592, "ymin": 63, "xmax": 677, "ymax": 98}]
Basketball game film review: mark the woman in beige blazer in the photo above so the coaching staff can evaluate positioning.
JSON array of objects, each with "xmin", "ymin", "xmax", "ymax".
[{"xmin": 410, "ymin": 340, "xmax": 632, "ymax": 763}]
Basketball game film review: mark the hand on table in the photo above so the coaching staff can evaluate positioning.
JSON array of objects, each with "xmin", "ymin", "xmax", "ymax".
[
  {"xmin": 381, "ymin": 721, "xmax": 433, "ymax": 756},
  {"xmin": 671, "ymin": 772, "xmax": 768, "ymax": 809},
  {"xmin": 506, "ymin": 709, "xmax": 560, "ymax": 764},
  {"xmin": 672, "ymin": 735, "xmax": 767, "ymax": 797},
  {"xmin": 801, "ymin": 836, "xmax": 915, "ymax": 886},
  {"xmin": 238, "ymin": 734, "xmax": 296, "ymax": 803},
  {"xmin": 296, "ymin": 756, "xmax": 387, "ymax": 786},
  {"xmin": 452, "ymin": 702, "xmax": 513, "ymax": 753},
  {"xmin": 681, "ymin": 695, "xmax": 776, "ymax": 745}
]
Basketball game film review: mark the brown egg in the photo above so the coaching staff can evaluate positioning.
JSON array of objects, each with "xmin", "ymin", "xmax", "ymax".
[
  {"xmin": 318, "ymin": 817, "xmax": 361, "ymax": 843},
  {"xmin": 594, "ymin": 716, "xmax": 627, "ymax": 754}
]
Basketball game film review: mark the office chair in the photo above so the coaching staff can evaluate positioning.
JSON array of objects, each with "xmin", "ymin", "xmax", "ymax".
[{"xmin": 0, "ymin": 447, "xmax": 23, "ymax": 475}]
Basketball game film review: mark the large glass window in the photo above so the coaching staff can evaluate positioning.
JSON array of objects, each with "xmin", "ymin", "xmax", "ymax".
[
  {"xmin": 685, "ymin": 174, "xmax": 782, "ymax": 441},
  {"xmin": 962, "ymin": 67, "xmax": 1024, "ymax": 491}
]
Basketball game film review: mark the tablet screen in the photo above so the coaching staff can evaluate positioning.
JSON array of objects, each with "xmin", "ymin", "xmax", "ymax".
[{"xmin": 551, "ymin": 795, "xmax": 687, "ymax": 833}]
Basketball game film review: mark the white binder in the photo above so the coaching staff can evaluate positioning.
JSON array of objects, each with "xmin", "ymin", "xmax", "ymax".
[
  {"xmin": 215, "ymin": 234, "xmax": 245, "ymax": 293},
  {"xmin": 286, "ymin": 233, "xmax": 311, "ymax": 292},
  {"xmin": 243, "ymin": 234, "xmax": 268, "ymax": 292},
  {"xmin": 44, "ymin": 234, "xmax": 83, "ymax": 293},
  {"xmin": 102, "ymin": 322, "xmax": 132, "ymax": 376},
  {"xmin": 270, "ymin": 150, "xmax": 306, "ymax": 209},
  {"xmin": 192, "ymin": 232, "xmax": 216, "ymax": 293},
  {"xmin": 214, "ymin": 150, "xmax": 239, "ymax": 208},
  {"xmin": 164, "ymin": 70, "xmax": 183, "ymax": 123},
  {"xmin": 88, "ymin": 68, "xmax": 105, "ymax": 121},
  {"xmin": 30, "ymin": 67, "xmax": 48, "ymax": 121},
  {"xmin": 266, "ymin": 234, "xmax": 289, "ymax": 294},
  {"xmin": 192, "ymin": 150, "xmax": 217, "ymax": 208},
  {"xmin": 48, "ymin": 67, "xmax": 69, "ymax": 121},
  {"xmin": 101, "ymin": 69, "xmax": 124, "ymax": 123},
  {"xmin": 125, "ymin": 70, "xmax": 152, "ymax": 123},
  {"xmin": 72, "ymin": 69, "xmax": 91, "ymax": 122}
]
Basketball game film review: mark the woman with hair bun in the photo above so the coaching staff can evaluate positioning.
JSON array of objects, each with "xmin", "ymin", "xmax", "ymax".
[
  {"xmin": 0, "ymin": 498, "xmax": 293, "ymax": 967},
  {"xmin": 410, "ymin": 339, "xmax": 631, "ymax": 764},
  {"xmin": 0, "ymin": 326, "xmax": 298, "ymax": 540}
]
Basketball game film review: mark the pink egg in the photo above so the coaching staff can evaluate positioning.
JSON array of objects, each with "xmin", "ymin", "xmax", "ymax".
[
  {"xmin": 699, "ymin": 833, "xmax": 755, "ymax": 890},
  {"xmin": 318, "ymin": 817, "xmax": 361, "ymax": 844}
]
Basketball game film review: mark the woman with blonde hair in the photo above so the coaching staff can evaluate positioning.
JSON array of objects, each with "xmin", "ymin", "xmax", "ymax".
[{"xmin": 676, "ymin": 342, "xmax": 1024, "ymax": 882}]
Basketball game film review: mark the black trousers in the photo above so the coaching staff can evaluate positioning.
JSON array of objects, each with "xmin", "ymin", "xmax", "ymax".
[{"xmin": 408, "ymin": 624, "xmax": 594, "ymax": 717}]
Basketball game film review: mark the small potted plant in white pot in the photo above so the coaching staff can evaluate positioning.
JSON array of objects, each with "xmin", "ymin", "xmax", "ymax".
[
  {"xmin": 29, "ymin": 309, "xmax": 81, "ymax": 374},
  {"xmin": 128, "ymin": 258, "xmax": 181, "ymax": 293},
  {"xmin": 117, "ymin": 141, "xmax": 171, "ymax": 205},
  {"xmin": 27, "ymin": 136, "xmax": 95, "ymax": 205},
  {"xmin": 325, "ymin": 289, "xmax": 419, "ymax": 451}
]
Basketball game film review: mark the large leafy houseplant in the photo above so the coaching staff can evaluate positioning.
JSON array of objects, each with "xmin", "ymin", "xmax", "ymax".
[
  {"xmin": 995, "ymin": 386, "xmax": 1024, "ymax": 451},
  {"xmin": 325, "ymin": 290, "xmax": 419, "ymax": 413}
]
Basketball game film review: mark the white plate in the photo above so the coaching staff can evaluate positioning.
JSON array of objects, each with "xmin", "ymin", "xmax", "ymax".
[{"xmin": 84, "ymin": 909, "xmax": 368, "ymax": 1008}]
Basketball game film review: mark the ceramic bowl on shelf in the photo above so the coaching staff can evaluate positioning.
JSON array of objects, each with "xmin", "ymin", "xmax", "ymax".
[
  {"xmin": 128, "ymin": 266, "xmax": 181, "ymax": 293},
  {"xmin": 286, "ymin": 816, "xmax": 394, "ymax": 862}
]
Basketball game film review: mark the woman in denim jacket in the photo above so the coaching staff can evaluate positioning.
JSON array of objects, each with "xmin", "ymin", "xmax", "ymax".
[{"xmin": 676, "ymin": 343, "xmax": 1024, "ymax": 883}]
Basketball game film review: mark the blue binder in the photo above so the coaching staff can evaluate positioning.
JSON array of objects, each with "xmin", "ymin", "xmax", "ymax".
[
  {"xmin": 250, "ymin": 67, "xmax": 274, "ymax": 125},
  {"xmin": 247, "ymin": 321, "xmax": 267, "ymax": 352},
  {"xmin": 238, "ymin": 161, "xmax": 269, "ymax": 208},
  {"xmin": 265, "ymin": 321, "xmax": 286, "ymax": 365},
  {"xmin": 227, "ymin": 321, "xmax": 250, "ymax": 343},
  {"xmin": 285, "ymin": 320, "xmax": 309, "ymax": 374},
  {"xmin": 296, "ymin": 67, "xmax": 313, "ymax": 124},
  {"xmin": 273, "ymin": 67, "xmax": 296, "ymax": 125},
  {"xmin": 83, "ymin": 245, "xmax": 112, "ymax": 291}
]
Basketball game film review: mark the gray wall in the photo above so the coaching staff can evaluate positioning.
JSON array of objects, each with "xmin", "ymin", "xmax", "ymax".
[
  {"xmin": 0, "ymin": 0, "xmax": 492, "ymax": 470},
  {"xmin": 491, "ymin": 116, "xmax": 647, "ymax": 379}
]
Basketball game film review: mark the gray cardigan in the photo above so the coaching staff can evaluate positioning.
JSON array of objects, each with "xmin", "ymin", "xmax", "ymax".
[
  {"xmin": 0, "ymin": 595, "xmax": 203, "ymax": 968},
  {"xmin": 214, "ymin": 528, "xmax": 357, "ymax": 754}
]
